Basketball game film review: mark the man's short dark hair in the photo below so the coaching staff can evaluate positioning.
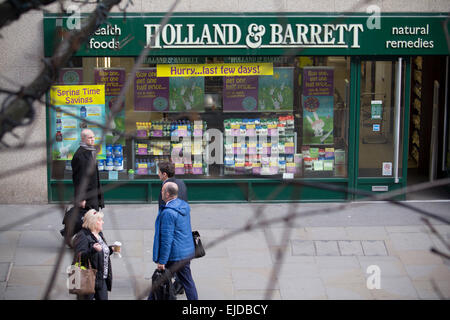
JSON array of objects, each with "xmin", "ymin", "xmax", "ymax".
[{"xmin": 159, "ymin": 162, "xmax": 175, "ymax": 177}]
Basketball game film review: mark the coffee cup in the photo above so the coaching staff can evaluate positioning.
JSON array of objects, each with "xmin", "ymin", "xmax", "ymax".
[{"xmin": 113, "ymin": 241, "xmax": 122, "ymax": 257}]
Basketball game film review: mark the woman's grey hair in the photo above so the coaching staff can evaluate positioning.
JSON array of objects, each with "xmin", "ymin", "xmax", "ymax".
[{"xmin": 82, "ymin": 209, "xmax": 104, "ymax": 231}]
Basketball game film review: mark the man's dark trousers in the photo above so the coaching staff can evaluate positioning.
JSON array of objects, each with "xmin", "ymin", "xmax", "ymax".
[{"xmin": 166, "ymin": 260, "xmax": 198, "ymax": 300}]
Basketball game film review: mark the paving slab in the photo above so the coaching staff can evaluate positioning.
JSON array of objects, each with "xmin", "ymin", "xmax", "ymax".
[
  {"xmin": 404, "ymin": 264, "xmax": 450, "ymax": 281},
  {"xmin": 4, "ymin": 285, "xmax": 46, "ymax": 300},
  {"xmin": 278, "ymin": 277, "xmax": 327, "ymax": 300},
  {"xmin": 119, "ymin": 240, "xmax": 143, "ymax": 258},
  {"xmin": 200, "ymin": 237, "xmax": 229, "ymax": 258},
  {"xmin": 106, "ymin": 230, "xmax": 144, "ymax": 242},
  {"xmin": 234, "ymin": 289, "xmax": 281, "ymax": 300},
  {"xmin": 304, "ymin": 227, "xmax": 347, "ymax": 240},
  {"xmin": 191, "ymin": 257, "xmax": 232, "ymax": 280},
  {"xmin": 227, "ymin": 247, "xmax": 273, "ymax": 268},
  {"xmin": 433, "ymin": 279, "xmax": 450, "ymax": 298},
  {"xmin": 291, "ymin": 240, "xmax": 315, "ymax": 256},
  {"xmin": 0, "ymin": 262, "xmax": 11, "ymax": 282},
  {"xmin": 275, "ymin": 263, "xmax": 320, "ymax": 278},
  {"xmin": 315, "ymin": 256, "xmax": 360, "ymax": 269},
  {"xmin": 370, "ymin": 276, "xmax": 419, "ymax": 300},
  {"xmin": 429, "ymin": 234, "xmax": 450, "ymax": 254},
  {"xmin": 194, "ymin": 276, "xmax": 234, "ymax": 300},
  {"xmin": 231, "ymin": 267, "xmax": 279, "ymax": 291},
  {"xmin": 17, "ymin": 230, "xmax": 61, "ymax": 248},
  {"xmin": 224, "ymin": 230, "xmax": 269, "ymax": 250},
  {"xmin": 263, "ymin": 227, "xmax": 299, "ymax": 246},
  {"xmin": 345, "ymin": 227, "xmax": 388, "ymax": 240},
  {"xmin": 396, "ymin": 250, "xmax": 445, "ymax": 265},
  {"xmin": 433, "ymin": 225, "xmax": 450, "ymax": 236},
  {"xmin": 319, "ymin": 267, "xmax": 366, "ymax": 285},
  {"xmin": 0, "ymin": 231, "xmax": 20, "ymax": 263},
  {"xmin": 111, "ymin": 257, "xmax": 146, "ymax": 279},
  {"xmin": 412, "ymin": 280, "xmax": 445, "ymax": 299},
  {"xmin": 385, "ymin": 225, "xmax": 429, "ymax": 233},
  {"xmin": 269, "ymin": 247, "xmax": 315, "ymax": 264},
  {"xmin": 14, "ymin": 246, "xmax": 73, "ymax": 267},
  {"xmin": 0, "ymin": 244, "xmax": 16, "ymax": 263},
  {"xmin": 0, "ymin": 282, "xmax": 6, "ymax": 300},
  {"xmin": 325, "ymin": 282, "xmax": 373, "ymax": 300},
  {"xmin": 315, "ymin": 241, "xmax": 340, "ymax": 256},
  {"xmin": 338, "ymin": 241, "xmax": 364, "ymax": 256},
  {"xmin": 361, "ymin": 240, "xmax": 388, "ymax": 256},
  {"xmin": 389, "ymin": 232, "xmax": 434, "ymax": 251}
]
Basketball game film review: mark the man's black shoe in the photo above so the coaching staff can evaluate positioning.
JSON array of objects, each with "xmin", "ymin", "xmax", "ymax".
[{"xmin": 173, "ymin": 279, "xmax": 185, "ymax": 295}]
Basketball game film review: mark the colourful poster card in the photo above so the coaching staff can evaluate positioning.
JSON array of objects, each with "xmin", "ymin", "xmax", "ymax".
[
  {"xmin": 169, "ymin": 77, "xmax": 205, "ymax": 112},
  {"xmin": 134, "ymin": 68, "xmax": 170, "ymax": 112},
  {"xmin": 302, "ymin": 67, "xmax": 334, "ymax": 96},
  {"xmin": 258, "ymin": 67, "xmax": 294, "ymax": 112},
  {"xmin": 371, "ymin": 100, "xmax": 383, "ymax": 119},
  {"xmin": 94, "ymin": 68, "xmax": 125, "ymax": 97},
  {"xmin": 223, "ymin": 76, "xmax": 258, "ymax": 112},
  {"xmin": 50, "ymin": 85, "xmax": 106, "ymax": 160},
  {"xmin": 302, "ymin": 67, "xmax": 334, "ymax": 145},
  {"xmin": 94, "ymin": 68, "xmax": 126, "ymax": 144},
  {"xmin": 302, "ymin": 95, "xmax": 334, "ymax": 145}
]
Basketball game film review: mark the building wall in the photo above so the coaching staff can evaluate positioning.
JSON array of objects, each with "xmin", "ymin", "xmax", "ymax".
[{"xmin": 0, "ymin": 0, "xmax": 448, "ymax": 203}]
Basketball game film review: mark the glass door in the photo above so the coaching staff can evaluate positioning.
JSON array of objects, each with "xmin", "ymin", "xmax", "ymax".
[{"xmin": 354, "ymin": 58, "xmax": 409, "ymax": 198}]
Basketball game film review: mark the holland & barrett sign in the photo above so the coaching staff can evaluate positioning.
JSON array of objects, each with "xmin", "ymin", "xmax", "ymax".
[{"xmin": 44, "ymin": 13, "xmax": 450, "ymax": 56}]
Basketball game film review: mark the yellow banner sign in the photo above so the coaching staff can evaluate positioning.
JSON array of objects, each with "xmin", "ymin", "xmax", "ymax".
[
  {"xmin": 157, "ymin": 63, "xmax": 273, "ymax": 77},
  {"xmin": 50, "ymin": 85, "xmax": 105, "ymax": 105}
]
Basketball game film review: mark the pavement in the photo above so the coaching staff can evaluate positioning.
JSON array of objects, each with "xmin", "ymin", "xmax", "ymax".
[{"xmin": 0, "ymin": 201, "xmax": 449, "ymax": 300}]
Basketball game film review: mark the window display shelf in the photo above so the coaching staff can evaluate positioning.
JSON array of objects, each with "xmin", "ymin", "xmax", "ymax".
[{"xmin": 131, "ymin": 120, "xmax": 209, "ymax": 176}]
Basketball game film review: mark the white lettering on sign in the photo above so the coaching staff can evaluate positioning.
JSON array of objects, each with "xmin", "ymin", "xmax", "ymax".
[
  {"xmin": 145, "ymin": 23, "xmax": 242, "ymax": 49},
  {"xmin": 385, "ymin": 24, "xmax": 434, "ymax": 49},
  {"xmin": 88, "ymin": 24, "xmax": 122, "ymax": 49},
  {"xmin": 144, "ymin": 23, "xmax": 364, "ymax": 50}
]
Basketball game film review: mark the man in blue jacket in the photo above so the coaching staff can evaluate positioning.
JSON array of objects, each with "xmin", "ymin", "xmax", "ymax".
[{"xmin": 150, "ymin": 181, "xmax": 198, "ymax": 300}]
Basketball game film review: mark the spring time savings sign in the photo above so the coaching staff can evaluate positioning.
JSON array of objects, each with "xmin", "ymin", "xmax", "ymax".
[{"xmin": 50, "ymin": 85, "xmax": 106, "ymax": 160}]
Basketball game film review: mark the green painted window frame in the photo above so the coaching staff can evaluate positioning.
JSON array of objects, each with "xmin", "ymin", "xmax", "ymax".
[{"xmin": 351, "ymin": 56, "xmax": 411, "ymax": 200}]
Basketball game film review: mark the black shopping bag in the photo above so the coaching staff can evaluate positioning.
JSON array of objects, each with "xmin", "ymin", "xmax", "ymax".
[
  {"xmin": 192, "ymin": 231, "xmax": 205, "ymax": 258},
  {"xmin": 151, "ymin": 269, "xmax": 176, "ymax": 300}
]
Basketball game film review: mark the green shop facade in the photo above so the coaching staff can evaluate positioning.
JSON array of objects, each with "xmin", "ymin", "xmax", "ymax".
[{"xmin": 44, "ymin": 12, "xmax": 450, "ymax": 204}]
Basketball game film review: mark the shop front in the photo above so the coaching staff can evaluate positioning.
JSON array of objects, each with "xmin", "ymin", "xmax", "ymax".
[{"xmin": 44, "ymin": 12, "xmax": 450, "ymax": 203}]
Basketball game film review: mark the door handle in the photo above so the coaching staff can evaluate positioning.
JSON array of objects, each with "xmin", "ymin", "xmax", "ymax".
[
  {"xmin": 430, "ymin": 80, "xmax": 440, "ymax": 181},
  {"xmin": 393, "ymin": 58, "xmax": 402, "ymax": 184},
  {"xmin": 442, "ymin": 56, "xmax": 449, "ymax": 172}
]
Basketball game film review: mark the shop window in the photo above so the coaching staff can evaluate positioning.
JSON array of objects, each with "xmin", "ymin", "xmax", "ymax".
[{"xmin": 49, "ymin": 56, "xmax": 350, "ymax": 180}]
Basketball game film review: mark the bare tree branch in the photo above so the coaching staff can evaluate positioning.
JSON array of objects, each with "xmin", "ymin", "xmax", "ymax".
[
  {"xmin": 0, "ymin": 0, "xmax": 59, "ymax": 29},
  {"xmin": 0, "ymin": 0, "xmax": 121, "ymax": 142}
]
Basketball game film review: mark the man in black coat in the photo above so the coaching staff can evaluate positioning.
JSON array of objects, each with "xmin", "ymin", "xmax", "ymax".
[
  {"xmin": 157, "ymin": 161, "xmax": 187, "ymax": 210},
  {"xmin": 71, "ymin": 129, "xmax": 104, "ymax": 211}
]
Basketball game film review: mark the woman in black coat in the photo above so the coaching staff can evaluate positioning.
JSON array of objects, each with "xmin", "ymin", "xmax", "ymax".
[{"xmin": 73, "ymin": 209, "xmax": 114, "ymax": 300}]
